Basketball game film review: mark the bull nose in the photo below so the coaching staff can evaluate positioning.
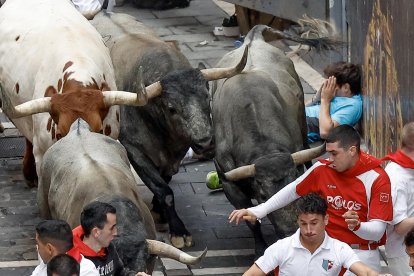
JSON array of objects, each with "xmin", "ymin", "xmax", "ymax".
[{"xmin": 192, "ymin": 136, "xmax": 214, "ymax": 153}]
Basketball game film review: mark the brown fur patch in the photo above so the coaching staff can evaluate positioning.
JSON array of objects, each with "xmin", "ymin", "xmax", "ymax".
[
  {"xmin": 51, "ymin": 124, "xmax": 56, "ymax": 140},
  {"xmin": 45, "ymin": 86, "xmax": 57, "ymax": 97},
  {"xmin": 63, "ymin": 61, "xmax": 74, "ymax": 73},
  {"xmin": 22, "ymin": 139, "xmax": 38, "ymax": 186},
  {"xmin": 104, "ymin": 125, "xmax": 111, "ymax": 136},
  {"xmin": 100, "ymin": 82, "xmax": 110, "ymax": 92},
  {"xmin": 63, "ymin": 71, "xmax": 74, "ymax": 83},
  {"xmin": 15, "ymin": 83, "xmax": 19, "ymax": 94},
  {"xmin": 47, "ymin": 117, "xmax": 52, "ymax": 132},
  {"xmin": 57, "ymin": 79, "xmax": 62, "ymax": 92}
]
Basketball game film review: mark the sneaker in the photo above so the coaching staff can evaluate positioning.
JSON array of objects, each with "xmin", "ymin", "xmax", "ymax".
[{"xmin": 206, "ymin": 171, "xmax": 222, "ymax": 190}]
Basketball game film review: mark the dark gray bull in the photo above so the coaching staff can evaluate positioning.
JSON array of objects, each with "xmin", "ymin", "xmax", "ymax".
[
  {"xmin": 212, "ymin": 24, "xmax": 336, "ymax": 255},
  {"xmin": 91, "ymin": 12, "xmax": 247, "ymax": 248},
  {"xmin": 38, "ymin": 120, "xmax": 206, "ymax": 273}
]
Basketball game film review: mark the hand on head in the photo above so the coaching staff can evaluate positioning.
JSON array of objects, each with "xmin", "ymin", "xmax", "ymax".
[
  {"xmin": 228, "ymin": 209, "xmax": 257, "ymax": 225},
  {"xmin": 321, "ymin": 76, "xmax": 337, "ymax": 101}
]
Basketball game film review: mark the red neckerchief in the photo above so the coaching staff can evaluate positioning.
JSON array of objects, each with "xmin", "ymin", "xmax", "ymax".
[
  {"xmin": 66, "ymin": 246, "xmax": 82, "ymax": 263},
  {"xmin": 72, "ymin": 225, "xmax": 106, "ymax": 257},
  {"xmin": 319, "ymin": 151, "xmax": 382, "ymax": 177},
  {"xmin": 382, "ymin": 149, "xmax": 414, "ymax": 169}
]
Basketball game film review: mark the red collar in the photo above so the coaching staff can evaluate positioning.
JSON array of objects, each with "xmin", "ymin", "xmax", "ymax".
[
  {"xmin": 72, "ymin": 225, "xmax": 106, "ymax": 257},
  {"xmin": 319, "ymin": 151, "xmax": 382, "ymax": 176},
  {"xmin": 382, "ymin": 150, "xmax": 414, "ymax": 169},
  {"xmin": 66, "ymin": 246, "xmax": 82, "ymax": 263}
]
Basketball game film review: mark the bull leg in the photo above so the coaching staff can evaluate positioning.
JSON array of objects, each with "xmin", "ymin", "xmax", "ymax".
[
  {"xmin": 22, "ymin": 139, "xmax": 38, "ymax": 187},
  {"xmin": 220, "ymin": 177, "xmax": 267, "ymax": 257},
  {"xmin": 128, "ymin": 153, "xmax": 192, "ymax": 249}
]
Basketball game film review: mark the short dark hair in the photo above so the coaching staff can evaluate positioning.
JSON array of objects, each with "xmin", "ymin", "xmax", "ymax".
[
  {"xmin": 325, "ymin": 125, "xmax": 361, "ymax": 152},
  {"xmin": 296, "ymin": 193, "xmax": 328, "ymax": 217},
  {"xmin": 36, "ymin": 220, "xmax": 73, "ymax": 253},
  {"xmin": 323, "ymin": 62, "xmax": 362, "ymax": 95},
  {"xmin": 47, "ymin": 254, "xmax": 80, "ymax": 276},
  {"xmin": 404, "ymin": 228, "xmax": 414, "ymax": 247},
  {"xmin": 80, "ymin": 201, "xmax": 116, "ymax": 237}
]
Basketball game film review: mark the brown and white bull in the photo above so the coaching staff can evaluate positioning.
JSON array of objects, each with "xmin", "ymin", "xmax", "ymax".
[{"xmin": 0, "ymin": 0, "xmax": 158, "ymax": 185}]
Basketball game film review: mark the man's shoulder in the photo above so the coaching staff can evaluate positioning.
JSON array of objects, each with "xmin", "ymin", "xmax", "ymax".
[{"xmin": 80, "ymin": 254, "xmax": 99, "ymax": 273}]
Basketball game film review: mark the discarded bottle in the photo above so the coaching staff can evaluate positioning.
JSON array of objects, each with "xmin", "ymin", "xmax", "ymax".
[{"xmin": 234, "ymin": 35, "xmax": 245, "ymax": 48}]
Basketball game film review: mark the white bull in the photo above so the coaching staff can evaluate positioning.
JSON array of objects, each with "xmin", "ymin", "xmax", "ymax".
[{"xmin": 0, "ymin": 0, "xmax": 157, "ymax": 186}]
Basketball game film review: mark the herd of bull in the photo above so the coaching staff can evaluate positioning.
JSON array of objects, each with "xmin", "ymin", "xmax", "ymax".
[{"xmin": 0, "ymin": 0, "xmax": 340, "ymax": 273}]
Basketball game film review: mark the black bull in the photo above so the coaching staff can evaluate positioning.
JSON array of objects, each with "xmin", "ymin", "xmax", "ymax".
[
  {"xmin": 91, "ymin": 12, "xmax": 248, "ymax": 248},
  {"xmin": 212, "ymin": 25, "xmax": 335, "ymax": 255}
]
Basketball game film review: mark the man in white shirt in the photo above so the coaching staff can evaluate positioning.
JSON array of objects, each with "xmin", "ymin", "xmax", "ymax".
[
  {"xmin": 70, "ymin": 0, "xmax": 115, "ymax": 20},
  {"xmin": 243, "ymin": 193, "xmax": 384, "ymax": 276},
  {"xmin": 31, "ymin": 220, "xmax": 99, "ymax": 276},
  {"xmin": 383, "ymin": 121, "xmax": 414, "ymax": 275},
  {"xmin": 404, "ymin": 229, "xmax": 414, "ymax": 276}
]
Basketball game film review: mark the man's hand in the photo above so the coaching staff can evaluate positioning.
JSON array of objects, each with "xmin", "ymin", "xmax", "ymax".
[
  {"xmin": 320, "ymin": 76, "xmax": 337, "ymax": 102},
  {"xmin": 135, "ymin": 272, "xmax": 150, "ymax": 276},
  {"xmin": 342, "ymin": 208, "xmax": 360, "ymax": 231},
  {"xmin": 229, "ymin": 209, "xmax": 257, "ymax": 225}
]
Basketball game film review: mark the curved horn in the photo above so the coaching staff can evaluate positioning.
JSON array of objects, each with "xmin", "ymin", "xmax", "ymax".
[
  {"xmin": 291, "ymin": 143, "xmax": 326, "ymax": 165},
  {"xmin": 225, "ymin": 164, "xmax": 256, "ymax": 181},
  {"xmin": 8, "ymin": 97, "xmax": 52, "ymax": 118},
  {"xmin": 103, "ymin": 82, "xmax": 162, "ymax": 107},
  {"xmin": 201, "ymin": 45, "xmax": 249, "ymax": 81},
  {"xmin": 146, "ymin": 239, "xmax": 207, "ymax": 265}
]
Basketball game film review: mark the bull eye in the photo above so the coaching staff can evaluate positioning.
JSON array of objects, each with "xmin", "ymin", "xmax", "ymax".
[{"xmin": 167, "ymin": 104, "xmax": 177, "ymax": 115}]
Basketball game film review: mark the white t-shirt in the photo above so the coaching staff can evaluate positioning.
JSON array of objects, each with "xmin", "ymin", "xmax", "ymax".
[
  {"xmin": 385, "ymin": 162, "xmax": 414, "ymax": 258},
  {"xmin": 31, "ymin": 254, "xmax": 99, "ymax": 276},
  {"xmin": 255, "ymin": 229, "xmax": 360, "ymax": 275}
]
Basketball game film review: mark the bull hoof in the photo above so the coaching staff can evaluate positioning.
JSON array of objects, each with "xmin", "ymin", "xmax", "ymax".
[
  {"xmin": 184, "ymin": 235, "xmax": 193, "ymax": 247},
  {"xmin": 25, "ymin": 179, "xmax": 38, "ymax": 188},
  {"xmin": 170, "ymin": 235, "xmax": 194, "ymax": 248},
  {"xmin": 170, "ymin": 235, "xmax": 185, "ymax": 248}
]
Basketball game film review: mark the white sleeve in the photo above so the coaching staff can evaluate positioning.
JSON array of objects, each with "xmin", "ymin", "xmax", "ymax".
[
  {"xmin": 80, "ymin": 256, "xmax": 99, "ymax": 276},
  {"xmin": 353, "ymin": 220, "xmax": 386, "ymax": 241},
  {"xmin": 248, "ymin": 181, "xmax": 300, "ymax": 219},
  {"xmin": 255, "ymin": 241, "xmax": 283, "ymax": 274},
  {"xmin": 391, "ymin": 178, "xmax": 409, "ymax": 225},
  {"xmin": 30, "ymin": 262, "xmax": 46, "ymax": 276},
  {"xmin": 70, "ymin": 0, "xmax": 102, "ymax": 18},
  {"xmin": 338, "ymin": 242, "xmax": 360, "ymax": 269}
]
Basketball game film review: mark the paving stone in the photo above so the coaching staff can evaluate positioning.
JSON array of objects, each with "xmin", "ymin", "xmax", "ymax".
[
  {"xmin": 184, "ymin": 40, "xmax": 234, "ymax": 52},
  {"xmin": 114, "ymin": 4, "xmax": 157, "ymax": 19},
  {"xmin": 141, "ymin": 17, "xmax": 199, "ymax": 28},
  {"xmin": 159, "ymin": 33, "xmax": 217, "ymax": 43},
  {"xmin": 152, "ymin": 0, "xmax": 227, "ymax": 19},
  {"xmin": 169, "ymin": 25, "xmax": 213, "ymax": 35}
]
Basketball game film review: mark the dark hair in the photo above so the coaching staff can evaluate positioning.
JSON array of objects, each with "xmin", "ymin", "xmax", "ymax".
[
  {"xmin": 36, "ymin": 220, "xmax": 73, "ymax": 253},
  {"xmin": 80, "ymin": 201, "xmax": 116, "ymax": 237},
  {"xmin": 47, "ymin": 254, "xmax": 80, "ymax": 276},
  {"xmin": 296, "ymin": 193, "xmax": 328, "ymax": 217},
  {"xmin": 325, "ymin": 125, "xmax": 361, "ymax": 152},
  {"xmin": 404, "ymin": 228, "xmax": 414, "ymax": 247},
  {"xmin": 323, "ymin": 62, "xmax": 362, "ymax": 95}
]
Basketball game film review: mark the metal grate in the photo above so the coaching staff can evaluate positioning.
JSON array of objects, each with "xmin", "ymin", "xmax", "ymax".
[{"xmin": 0, "ymin": 137, "xmax": 25, "ymax": 158}]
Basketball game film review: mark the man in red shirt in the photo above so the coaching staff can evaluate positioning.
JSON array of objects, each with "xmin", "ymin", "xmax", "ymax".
[{"xmin": 229, "ymin": 125, "xmax": 393, "ymax": 274}]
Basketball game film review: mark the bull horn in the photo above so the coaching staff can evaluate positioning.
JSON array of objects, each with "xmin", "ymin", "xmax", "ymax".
[
  {"xmin": 146, "ymin": 239, "xmax": 207, "ymax": 265},
  {"xmin": 225, "ymin": 164, "xmax": 256, "ymax": 181},
  {"xmin": 8, "ymin": 97, "xmax": 52, "ymax": 118},
  {"xmin": 201, "ymin": 45, "xmax": 249, "ymax": 81},
  {"xmin": 291, "ymin": 143, "xmax": 326, "ymax": 165},
  {"xmin": 103, "ymin": 82, "xmax": 162, "ymax": 107}
]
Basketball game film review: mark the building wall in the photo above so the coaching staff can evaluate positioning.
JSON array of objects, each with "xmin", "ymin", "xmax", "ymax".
[{"xmin": 347, "ymin": 0, "xmax": 414, "ymax": 157}]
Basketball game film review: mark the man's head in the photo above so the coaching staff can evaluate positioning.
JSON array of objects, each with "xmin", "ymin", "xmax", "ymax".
[
  {"xmin": 404, "ymin": 228, "xmax": 414, "ymax": 271},
  {"xmin": 35, "ymin": 220, "xmax": 73, "ymax": 263},
  {"xmin": 324, "ymin": 62, "xmax": 361, "ymax": 96},
  {"xmin": 296, "ymin": 193, "xmax": 329, "ymax": 246},
  {"xmin": 325, "ymin": 125, "xmax": 361, "ymax": 172},
  {"xmin": 401, "ymin": 122, "xmax": 414, "ymax": 152},
  {"xmin": 81, "ymin": 201, "xmax": 117, "ymax": 248},
  {"xmin": 47, "ymin": 254, "xmax": 79, "ymax": 276}
]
